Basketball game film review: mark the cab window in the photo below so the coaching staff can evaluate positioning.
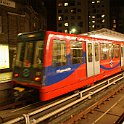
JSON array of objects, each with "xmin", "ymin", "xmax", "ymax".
[
  {"xmin": 16, "ymin": 42, "xmax": 25, "ymax": 67},
  {"xmin": 33, "ymin": 41, "xmax": 44, "ymax": 68},
  {"xmin": 23, "ymin": 42, "xmax": 34, "ymax": 67}
]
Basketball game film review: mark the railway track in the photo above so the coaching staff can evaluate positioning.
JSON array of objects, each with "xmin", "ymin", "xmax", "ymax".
[
  {"xmin": 0, "ymin": 101, "xmax": 43, "ymax": 123},
  {"xmin": 0, "ymin": 94, "xmax": 39, "ymax": 111},
  {"xmin": 116, "ymin": 113, "xmax": 124, "ymax": 124},
  {"xmin": 1, "ymin": 72, "xmax": 124, "ymax": 124},
  {"xmin": 64, "ymin": 80, "xmax": 124, "ymax": 124}
]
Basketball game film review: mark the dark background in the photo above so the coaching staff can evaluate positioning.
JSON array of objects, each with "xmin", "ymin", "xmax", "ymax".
[{"xmin": 15, "ymin": 0, "xmax": 124, "ymax": 32}]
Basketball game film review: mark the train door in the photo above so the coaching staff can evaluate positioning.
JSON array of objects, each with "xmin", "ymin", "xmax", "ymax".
[
  {"xmin": 121, "ymin": 45, "xmax": 124, "ymax": 66},
  {"xmin": 86, "ymin": 42, "xmax": 94, "ymax": 77},
  {"xmin": 86, "ymin": 42, "xmax": 100, "ymax": 77}
]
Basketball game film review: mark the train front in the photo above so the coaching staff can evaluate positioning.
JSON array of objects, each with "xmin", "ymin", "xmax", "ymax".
[{"xmin": 12, "ymin": 31, "xmax": 45, "ymax": 101}]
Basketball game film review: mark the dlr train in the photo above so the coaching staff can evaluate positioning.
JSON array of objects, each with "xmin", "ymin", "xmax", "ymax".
[{"xmin": 12, "ymin": 30, "xmax": 124, "ymax": 101}]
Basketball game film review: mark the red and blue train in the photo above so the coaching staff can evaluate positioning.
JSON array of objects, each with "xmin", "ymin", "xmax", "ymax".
[{"xmin": 12, "ymin": 30, "xmax": 124, "ymax": 101}]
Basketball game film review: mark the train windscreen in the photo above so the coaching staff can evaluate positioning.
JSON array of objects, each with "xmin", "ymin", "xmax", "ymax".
[
  {"xmin": 13, "ymin": 31, "xmax": 45, "ymax": 84},
  {"xmin": 15, "ymin": 41, "xmax": 44, "ymax": 68}
]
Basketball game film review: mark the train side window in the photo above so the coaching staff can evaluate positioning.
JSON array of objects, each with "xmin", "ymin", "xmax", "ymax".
[
  {"xmin": 114, "ymin": 44, "xmax": 120, "ymax": 58},
  {"xmin": 109, "ymin": 44, "xmax": 114, "ymax": 59},
  {"xmin": 52, "ymin": 40, "xmax": 67, "ymax": 66},
  {"xmin": 70, "ymin": 41, "xmax": 83, "ymax": 64},
  {"xmin": 95, "ymin": 43, "xmax": 99, "ymax": 61},
  {"xmin": 101, "ymin": 43, "xmax": 108, "ymax": 60}
]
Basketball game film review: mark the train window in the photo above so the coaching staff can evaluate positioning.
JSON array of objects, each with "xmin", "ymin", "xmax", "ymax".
[
  {"xmin": 109, "ymin": 44, "xmax": 114, "ymax": 59},
  {"xmin": 15, "ymin": 42, "xmax": 25, "ymax": 67},
  {"xmin": 114, "ymin": 44, "xmax": 120, "ymax": 58},
  {"xmin": 95, "ymin": 43, "xmax": 99, "ymax": 61},
  {"xmin": 52, "ymin": 40, "xmax": 67, "ymax": 66},
  {"xmin": 70, "ymin": 41, "xmax": 83, "ymax": 64},
  {"xmin": 33, "ymin": 41, "xmax": 44, "ymax": 68},
  {"xmin": 101, "ymin": 43, "xmax": 108, "ymax": 60},
  {"xmin": 24, "ymin": 42, "xmax": 34, "ymax": 67},
  {"xmin": 88, "ymin": 43, "xmax": 92, "ymax": 62}
]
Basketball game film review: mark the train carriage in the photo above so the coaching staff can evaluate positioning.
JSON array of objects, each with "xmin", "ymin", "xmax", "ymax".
[{"xmin": 12, "ymin": 30, "xmax": 124, "ymax": 101}]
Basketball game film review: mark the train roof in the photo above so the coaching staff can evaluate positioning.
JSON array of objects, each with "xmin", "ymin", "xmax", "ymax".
[
  {"xmin": 17, "ymin": 30, "xmax": 46, "ymax": 41},
  {"xmin": 81, "ymin": 28, "xmax": 124, "ymax": 41}
]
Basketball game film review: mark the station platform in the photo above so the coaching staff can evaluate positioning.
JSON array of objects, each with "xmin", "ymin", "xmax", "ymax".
[{"xmin": 0, "ymin": 72, "xmax": 13, "ymax": 106}]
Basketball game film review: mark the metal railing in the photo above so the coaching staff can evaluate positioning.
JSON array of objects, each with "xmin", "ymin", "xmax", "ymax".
[{"xmin": 3, "ymin": 72, "xmax": 124, "ymax": 124}]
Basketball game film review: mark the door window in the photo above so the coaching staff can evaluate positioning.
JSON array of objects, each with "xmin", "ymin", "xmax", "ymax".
[
  {"xmin": 88, "ymin": 43, "xmax": 92, "ymax": 62},
  {"xmin": 121, "ymin": 46, "xmax": 124, "ymax": 57},
  {"xmin": 95, "ymin": 43, "xmax": 99, "ymax": 61}
]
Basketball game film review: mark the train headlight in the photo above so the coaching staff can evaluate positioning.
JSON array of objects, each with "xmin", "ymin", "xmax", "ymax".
[
  {"xmin": 14, "ymin": 73, "xmax": 19, "ymax": 78},
  {"xmin": 34, "ymin": 76, "xmax": 41, "ymax": 82}
]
